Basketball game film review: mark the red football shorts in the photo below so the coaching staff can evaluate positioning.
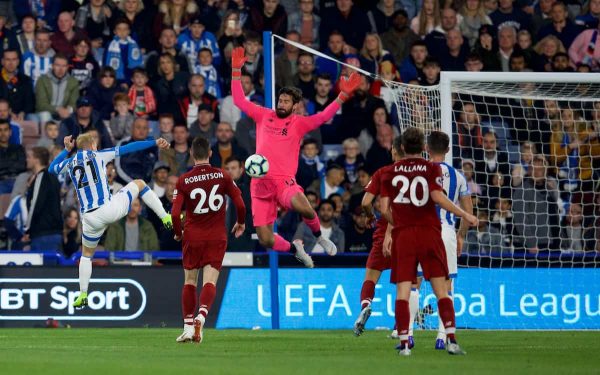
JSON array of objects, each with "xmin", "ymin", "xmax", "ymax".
[
  {"xmin": 250, "ymin": 177, "xmax": 304, "ymax": 226},
  {"xmin": 182, "ymin": 239, "xmax": 227, "ymax": 271},
  {"xmin": 366, "ymin": 238, "xmax": 391, "ymax": 272},
  {"xmin": 390, "ymin": 226, "xmax": 448, "ymax": 283}
]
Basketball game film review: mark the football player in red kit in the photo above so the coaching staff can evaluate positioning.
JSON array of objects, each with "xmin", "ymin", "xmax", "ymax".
[{"xmin": 172, "ymin": 136, "xmax": 246, "ymax": 344}]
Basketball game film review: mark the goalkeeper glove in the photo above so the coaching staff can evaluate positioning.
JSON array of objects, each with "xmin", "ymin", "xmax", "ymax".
[
  {"xmin": 338, "ymin": 72, "xmax": 362, "ymax": 102},
  {"xmin": 231, "ymin": 47, "xmax": 247, "ymax": 79}
]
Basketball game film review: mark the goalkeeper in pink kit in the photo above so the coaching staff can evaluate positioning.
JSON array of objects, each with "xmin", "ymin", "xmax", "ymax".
[{"xmin": 231, "ymin": 47, "xmax": 361, "ymax": 266}]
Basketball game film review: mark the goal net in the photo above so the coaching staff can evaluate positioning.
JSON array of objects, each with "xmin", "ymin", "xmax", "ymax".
[{"xmin": 267, "ymin": 33, "xmax": 600, "ymax": 330}]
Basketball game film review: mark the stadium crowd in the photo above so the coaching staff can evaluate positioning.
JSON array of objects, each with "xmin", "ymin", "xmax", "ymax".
[{"xmin": 0, "ymin": 0, "xmax": 599, "ymax": 257}]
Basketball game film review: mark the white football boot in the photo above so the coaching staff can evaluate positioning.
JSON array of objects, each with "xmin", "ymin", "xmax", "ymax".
[
  {"xmin": 176, "ymin": 324, "xmax": 194, "ymax": 343},
  {"xmin": 317, "ymin": 236, "xmax": 338, "ymax": 256},
  {"xmin": 292, "ymin": 239, "xmax": 314, "ymax": 268}
]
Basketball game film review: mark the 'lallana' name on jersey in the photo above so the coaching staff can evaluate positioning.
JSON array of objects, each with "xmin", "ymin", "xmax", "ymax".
[
  {"xmin": 395, "ymin": 164, "xmax": 426, "ymax": 173},
  {"xmin": 184, "ymin": 172, "xmax": 224, "ymax": 184}
]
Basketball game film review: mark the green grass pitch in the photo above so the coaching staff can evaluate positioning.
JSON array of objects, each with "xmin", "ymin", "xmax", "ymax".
[{"xmin": 0, "ymin": 329, "xmax": 596, "ymax": 375}]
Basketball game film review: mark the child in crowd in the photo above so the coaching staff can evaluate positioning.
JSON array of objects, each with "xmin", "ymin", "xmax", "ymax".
[
  {"xmin": 109, "ymin": 92, "xmax": 134, "ymax": 142},
  {"xmin": 296, "ymin": 138, "xmax": 325, "ymax": 189},
  {"xmin": 36, "ymin": 120, "xmax": 59, "ymax": 149},
  {"xmin": 157, "ymin": 113, "xmax": 175, "ymax": 143},
  {"xmin": 128, "ymin": 68, "xmax": 157, "ymax": 118},
  {"xmin": 105, "ymin": 18, "xmax": 143, "ymax": 84},
  {"xmin": 194, "ymin": 48, "xmax": 222, "ymax": 99},
  {"xmin": 334, "ymin": 138, "xmax": 365, "ymax": 186}
]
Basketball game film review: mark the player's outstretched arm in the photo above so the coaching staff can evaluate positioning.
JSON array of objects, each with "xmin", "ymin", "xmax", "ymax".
[
  {"xmin": 118, "ymin": 138, "xmax": 170, "ymax": 156},
  {"xmin": 49, "ymin": 136, "xmax": 75, "ymax": 175},
  {"xmin": 230, "ymin": 47, "xmax": 264, "ymax": 122},
  {"xmin": 431, "ymin": 190, "xmax": 478, "ymax": 227},
  {"xmin": 171, "ymin": 179, "xmax": 184, "ymax": 241}
]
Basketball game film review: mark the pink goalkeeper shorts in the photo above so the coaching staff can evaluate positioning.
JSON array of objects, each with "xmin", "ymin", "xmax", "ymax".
[{"xmin": 250, "ymin": 177, "xmax": 304, "ymax": 226}]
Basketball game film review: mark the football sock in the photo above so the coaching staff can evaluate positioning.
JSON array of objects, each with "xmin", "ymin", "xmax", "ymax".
[
  {"xmin": 198, "ymin": 283, "xmax": 216, "ymax": 318},
  {"xmin": 438, "ymin": 297, "xmax": 457, "ymax": 343},
  {"xmin": 79, "ymin": 256, "xmax": 92, "ymax": 293},
  {"xmin": 408, "ymin": 288, "xmax": 419, "ymax": 336},
  {"xmin": 395, "ymin": 299, "xmax": 410, "ymax": 347},
  {"xmin": 182, "ymin": 284, "xmax": 197, "ymax": 324},
  {"xmin": 303, "ymin": 215, "xmax": 321, "ymax": 237},
  {"xmin": 273, "ymin": 234, "xmax": 292, "ymax": 252},
  {"xmin": 360, "ymin": 280, "xmax": 375, "ymax": 309},
  {"xmin": 140, "ymin": 185, "xmax": 168, "ymax": 219},
  {"xmin": 437, "ymin": 291, "xmax": 452, "ymax": 339}
]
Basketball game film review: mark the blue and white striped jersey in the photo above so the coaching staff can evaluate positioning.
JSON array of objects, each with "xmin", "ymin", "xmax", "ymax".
[
  {"xmin": 51, "ymin": 148, "xmax": 119, "ymax": 213},
  {"xmin": 435, "ymin": 162, "xmax": 470, "ymax": 227},
  {"xmin": 21, "ymin": 51, "xmax": 53, "ymax": 85}
]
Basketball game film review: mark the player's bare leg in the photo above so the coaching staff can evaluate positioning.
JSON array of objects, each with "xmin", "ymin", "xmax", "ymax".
[
  {"xmin": 291, "ymin": 192, "xmax": 337, "ymax": 256},
  {"xmin": 407, "ymin": 277, "xmax": 422, "ymax": 347},
  {"xmin": 132, "ymin": 179, "xmax": 172, "ymax": 229},
  {"xmin": 72, "ymin": 244, "xmax": 96, "ymax": 309},
  {"xmin": 177, "ymin": 268, "xmax": 200, "ymax": 343},
  {"xmin": 436, "ymin": 278, "xmax": 454, "ymax": 350},
  {"xmin": 431, "ymin": 277, "xmax": 465, "ymax": 355},
  {"xmin": 193, "ymin": 265, "xmax": 220, "ymax": 344},
  {"xmin": 256, "ymin": 224, "xmax": 313, "ymax": 268},
  {"xmin": 354, "ymin": 268, "xmax": 381, "ymax": 336},
  {"xmin": 395, "ymin": 281, "xmax": 413, "ymax": 356}
]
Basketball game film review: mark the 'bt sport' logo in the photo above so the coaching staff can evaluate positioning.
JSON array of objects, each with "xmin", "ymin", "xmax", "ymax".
[{"xmin": 0, "ymin": 278, "xmax": 146, "ymax": 320}]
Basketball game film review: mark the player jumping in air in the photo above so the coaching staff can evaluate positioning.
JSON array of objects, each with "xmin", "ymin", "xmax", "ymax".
[
  {"xmin": 171, "ymin": 136, "xmax": 246, "ymax": 343},
  {"xmin": 49, "ymin": 134, "xmax": 173, "ymax": 308},
  {"xmin": 353, "ymin": 135, "xmax": 404, "ymax": 336},
  {"xmin": 408, "ymin": 130, "xmax": 473, "ymax": 350},
  {"xmin": 379, "ymin": 127, "xmax": 477, "ymax": 356},
  {"xmin": 230, "ymin": 46, "xmax": 361, "ymax": 266}
]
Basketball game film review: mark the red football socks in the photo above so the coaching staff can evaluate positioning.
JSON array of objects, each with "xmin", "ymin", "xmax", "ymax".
[
  {"xmin": 438, "ymin": 297, "xmax": 457, "ymax": 342},
  {"xmin": 360, "ymin": 280, "xmax": 375, "ymax": 309},
  {"xmin": 273, "ymin": 234, "xmax": 292, "ymax": 252},
  {"xmin": 182, "ymin": 284, "xmax": 197, "ymax": 324},
  {"xmin": 303, "ymin": 215, "xmax": 321, "ymax": 237},
  {"xmin": 395, "ymin": 299, "xmax": 410, "ymax": 345},
  {"xmin": 198, "ymin": 283, "xmax": 216, "ymax": 318}
]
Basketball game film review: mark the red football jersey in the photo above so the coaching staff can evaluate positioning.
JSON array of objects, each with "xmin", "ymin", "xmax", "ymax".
[
  {"xmin": 365, "ymin": 165, "xmax": 391, "ymax": 246},
  {"xmin": 380, "ymin": 157, "xmax": 443, "ymax": 229},
  {"xmin": 172, "ymin": 164, "xmax": 244, "ymax": 241}
]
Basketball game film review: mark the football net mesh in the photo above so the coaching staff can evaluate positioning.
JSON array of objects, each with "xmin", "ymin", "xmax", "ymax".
[{"xmin": 271, "ymin": 34, "xmax": 600, "ymax": 330}]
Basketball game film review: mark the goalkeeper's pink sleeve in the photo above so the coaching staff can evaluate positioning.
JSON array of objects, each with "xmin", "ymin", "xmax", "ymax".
[
  {"xmin": 300, "ymin": 99, "xmax": 341, "ymax": 134},
  {"xmin": 231, "ymin": 79, "xmax": 266, "ymax": 123}
]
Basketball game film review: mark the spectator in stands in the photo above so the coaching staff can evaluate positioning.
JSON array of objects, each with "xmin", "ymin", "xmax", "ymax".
[
  {"xmin": 348, "ymin": 165, "xmax": 371, "ymax": 208},
  {"xmin": 156, "ymin": 113, "xmax": 174, "ymax": 143},
  {"xmin": 297, "ymin": 138, "xmax": 324, "ymax": 189},
  {"xmin": 194, "ymin": 48, "xmax": 221, "ymax": 99},
  {"xmin": 287, "ymin": 0, "xmax": 320, "ymax": 49},
  {"xmin": 341, "ymin": 75, "xmax": 385, "ymax": 140},
  {"xmin": 51, "ymin": 11, "xmax": 85, "ymax": 58},
  {"xmin": 509, "ymin": 49, "xmax": 529, "ymax": 71},
  {"xmin": 224, "ymin": 156, "xmax": 255, "ymax": 251},
  {"xmin": 568, "ymin": 25, "xmax": 600, "ymax": 71},
  {"xmin": 486, "ymin": 25, "xmax": 518, "ymax": 71},
  {"xmin": 359, "ymin": 33, "xmax": 394, "ymax": 76},
  {"xmin": 147, "ymin": 174, "xmax": 180, "ymax": 250},
  {"xmin": 365, "ymin": 122, "xmax": 393, "ymax": 172},
  {"xmin": 453, "ymin": 102, "xmax": 483, "ymax": 165},
  {"xmin": 104, "ymin": 197, "xmax": 159, "ymax": 251},
  {"xmin": 163, "ymin": 124, "xmax": 192, "ymax": 175},
  {"xmin": 517, "ymin": 29, "xmax": 535, "ymax": 62},
  {"xmin": 533, "ymin": 35, "xmax": 566, "ymax": 71},
  {"xmin": 310, "ymin": 163, "xmax": 345, "ymax": 200},
  {"xmin": 22, "ymin": 29, "xmax": 55, "ymax": 86},
  {"xmin": 189, "ymin": 104, "xmax": 217, "ymax": 141},
  {"xmin": 36, "ymin": 121, "xmax": 59, "ymax": 150},
  {"xmin": 358, "ymin": 106, "xmax": 398, "ymax": 156},
  {"xmin": 551, "ymin": 51, "xmax": 573, "ymax": 71},
  {"xmin": 0, "ymin": 119, "xmax": 26, "ymax": 195},
  {"xmin": 439, "ymin": 29, "xmax": 469, "ymax": 71},
  {"xmin": 62, "ymin": 207, "xmax": 81, "ymax": 258},
  {"xmin": 531, "ymin": 0, "xmax": 555, "ymax": 37},
  {"xmin": 177, "ymin": 16, "xmax": 221, "ymax": 68},
  {"xmin": 109, "ymin": 93, "xmax": 134, "ymax": 143},
  {"xmin": 511, "ymin": 141, "xmax": 537, "ymax": 185},
  {"xmin": 221, "ymin": 71, "xmax": 262, "ymax": 129},
  {"xmin": 465, "ymin": 209, "xmax": 502, "ymax": 254},
  {"xmin": 14, "ymin": 14, "xmax": 35, "ymax": 55},
  {"xmin": 247, "ymin": 0, "xmax": 287, "ymax": 36},
  {"xmin": 420, "ymin": 56, "xmax": 441, "ymax": 85},
  {"xmin": 473, "ymin": 24, "xmax": 497, "ymax": 71},
  {"xmin": 75, "ymin": 0, "xmax": 114, "ymax": 49},
  {"xmin": 0, "ymin": 99, "xmax": 22, "ymax": 145},
  {"xmin": 319, "ymin": 0, "xmax": 370, "ymax": 50},
  {"xmin": 425, "ymin": 7, "xmax": 460, "ymax": 59},
  {"xmin": 292, "ymin": 52, "xmax": 316, "ymax": 100},
  {"xmin": 0, "ymin": 14, "xmax": 15, "ymax": 59},
  {"xmin": 474, "ymin": 131, "xmax": 511, "ymax": 186},
  {"xmin": 460, "ymin": 0, "xmax": 493, "ymax": 48},
  {"xmin": 105, "ymin": 18, "xmax": 143, "ymax": 84},
  {"xmin": 399, "ymin": 40, "xmax": 428, "ymax": 83},
  {"xmin": 344, "ymin": 205, "xmax": 374, "ymax": 252},
  {"xmin": 216, "ymin": 10, "xmax": 245, "ymax": 70},
  {"xmin": 367, "ymin": 0, "xmax": 401, "ymax": 34},
  {"xmin": 294, "ymin": 198, "xmax": 345, "ymax": 253},
  {"xmin": 381, "ymin": 9, "xmax": 419, "ymax": 65},
  {"xmin": 128, "ymin": 68, "xmax": 156, "ymax": 118},
  {"xmin": 209, "ymin": 122, "xmax": 248, "ymax": 169},
  {"xmin": 69, "ymin": 36, "xmax": 100, "ymax": 94},
  {"xmin": 560, "ymin": 202, "xmax": 585, "ymax": 252},
  {"xmin": 34, "ymin": 53, "xmax": 80, "ymax": 125},
  {"xmin": 153, "ymin": 53, "xmax": 190, "ymax": 122},
  {"xmin": 538, "ymin": 2, "xmax": 582, "ymax": 49},
  {"xmin": 115, "ymin": 0, "xmax": 153, "ymax": 53},
  {"xmin": 177, "ymin": 74, "xmax": 218, "ymax": 127},
  {"xmin": 145, "ymin": 28, "xmax": 191, "ymax": 82},
  {"xmin": 155, "ymin": 0, "xmax": 199, "ymax": 36},
  {"xmin": 315, "ymin": 31, "xmax": 346, "ymax": 83},
  {"xmin": 461, "ymin": 159, "xmax": 482, "ymax": 195},
  {"xmin": 23, "ymin": 147, "xmax": 63, "ymax": 252},
  {"xmin": 410, "ymin": 0, "xmax": 441, "ymax": 38},
  {"xmin": 0, "ymin": 49, "xmax": 34, "ymax": 119},
  {"xmin": 334, "ymin": 138, "xmax": 364, "ymax": 185},
  {"xmin": 575, "ymin": 0, "xmax": 600, "ymax": 29},
  {"xmin": 58, "ymin": 97, "xmax": 112, "ymax": 149},
  {"xmin": 490, "ymin": 197, "xmax": 514, "ymax": 252},
  {"xmin": 275, "ymin": 30, "xmax": 299, "ymax": 89},
  {"xmin": 14, "ymin": 0, "xmax": 60, "ymax": 31},
  {"xmin": 464, "ymin": 52, "xmax": 485, "ymax": 71},
  {"xmin": 150, "ymin": 161, "xmax": 170, "ymax": 199},
  {"xmin": 87, "ymin": 66, "xmax": 124, "ymax": 121},
  {"xmin": 489, "ymin": 0, "xmax": 531, "ymax": 31},
  {"xmin": 106, "ymin": 162, "xmax": 123, "ymax": 194},
  {"xmin": 512, "ymin": 155, "xmax": 560, "ymax": 252},
  {"xmin": 116, "ymin": 118, "xmax": 158, "ymax": 183}
]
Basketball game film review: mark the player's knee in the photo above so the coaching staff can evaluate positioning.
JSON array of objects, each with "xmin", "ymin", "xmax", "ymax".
[{"xmin": 132, "ymin": 179, "xmax": 146, "ymax": 192}]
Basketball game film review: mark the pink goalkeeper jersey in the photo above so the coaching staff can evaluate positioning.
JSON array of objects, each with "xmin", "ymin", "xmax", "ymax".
[{"xmin": 232, "ymin": 80, "xmax": 340, "ymax": 178}]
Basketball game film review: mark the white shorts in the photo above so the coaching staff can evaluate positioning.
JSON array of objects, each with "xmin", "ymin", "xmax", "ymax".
[
  {"xmin": 81, "ymin": 183, "xmax": 139, "ymax": 248},
  {"xmin": 417, "ymin": 225, "xmax": 458, "ymax": 279}
]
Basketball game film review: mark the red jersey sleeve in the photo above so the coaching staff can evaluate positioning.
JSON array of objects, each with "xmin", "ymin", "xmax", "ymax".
[
  {"xmin": 379, "ymin": 171, "xmax": 394, "ymax": 198},
  {"xmin": 429, "ymin": 162, "xmax": 443, "ymax": 193},
  {"xmin": 365, "ymin": 169, "xmax": 382, "ymax": 195},
  {"xmin": 297, "ymin": 100, "xmax": 341, "ymax": 134},
  {"xmin": 171, "ymin": 177, "xmax": 186, "ymax": 237}
]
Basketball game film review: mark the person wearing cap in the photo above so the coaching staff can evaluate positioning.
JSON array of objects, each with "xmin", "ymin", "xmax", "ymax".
[
  {"xmin": 344, "ymin": 204, "xmax": 374, "ymax": 253},
  {"xmin": 189, "ymin": 103, "xmax": 217, "ymax": 141},
  {"xmin": 150, "ymin": 161, "xmax": 170, "ymax": 198},
  {"xmin": 177, "ymin": 16, "xmax": 221, "ymax": 67},
  {"xmin": 381, "ymin": 9, "xmax": 420, "ymax": 65},
  {"xmin": 57, "ymin": 96, "xmax": 113, "ymax": 149},
  {"xmin": 34, "ymin": 53, "xmax": 80, "ymax": 125}
]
